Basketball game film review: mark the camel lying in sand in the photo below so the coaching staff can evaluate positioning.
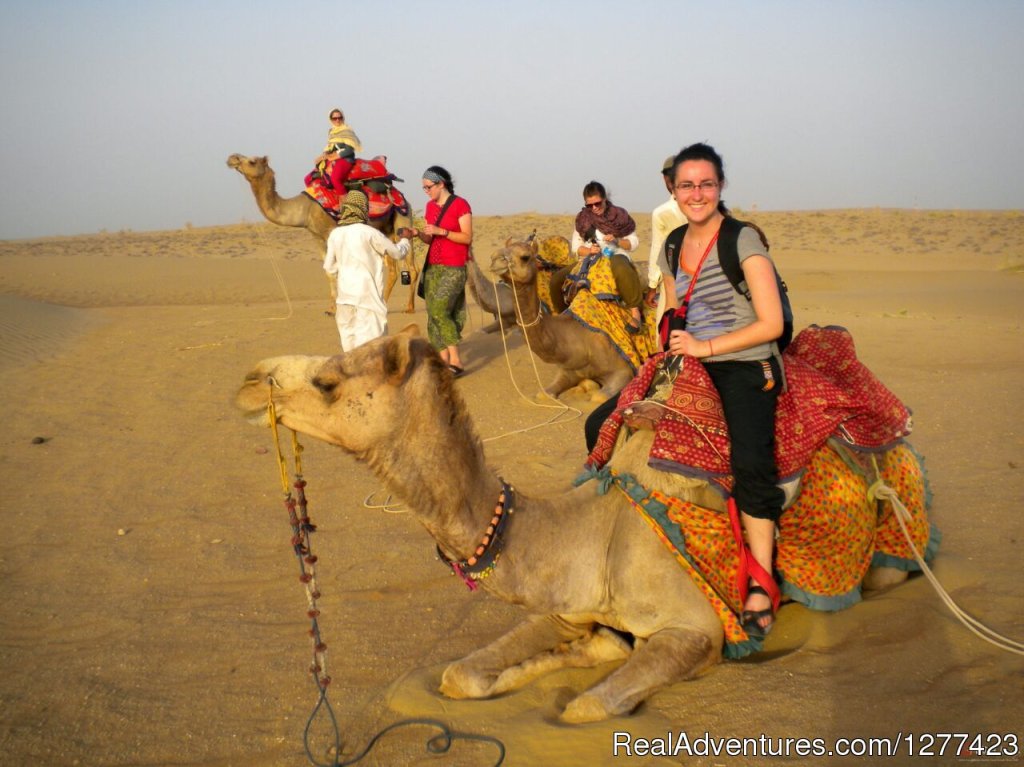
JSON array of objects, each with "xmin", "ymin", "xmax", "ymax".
[
  {"xmin": 467, "ymin": 234, "xmax": 578, "ymax": 334},
  {"xmin": 489, "ymin": 239, "xmax": 636, "ymax": 400},
  {"xmin": 226, "ymin": 154, "xmax": 418, "ymax": 313},
  {"xmin": 236, "ymin": 328, "xmax": 924, "ymax": 723}
]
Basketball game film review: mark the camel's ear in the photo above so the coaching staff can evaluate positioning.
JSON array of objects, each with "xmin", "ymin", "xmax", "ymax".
[
  {"xmin": 530, "ymin": 238, "xmax": 539, "ymax": 255},
  {"xmin": 381, "ymin": 330, "xmax": 430, "ymax": 384}
]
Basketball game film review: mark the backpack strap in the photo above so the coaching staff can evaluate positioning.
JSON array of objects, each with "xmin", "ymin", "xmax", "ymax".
[
  {"xmin": 664, "ymin": 223, "xmax": 687, "ymax": 278},
  {"xmin": 664, "ymin": 216, "xmax": 762, "ymax": 295},
  {"xmin": 717, "ymin": 216, "xmax": 751, "ymax": 298}
]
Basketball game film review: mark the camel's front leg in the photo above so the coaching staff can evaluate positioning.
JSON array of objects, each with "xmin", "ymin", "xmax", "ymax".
[
  {"xmin": 382, "ymin": 258, "xmax": 399, "ymax": 303},
  {"xmin": 401, "ymin": 252, "xmax": 418, "ymax": 313},
  {"xmin": 561, "ymin": 626, "xmax": 717, "ymax": 723},
  {"xmin": 599, "ymin": 367, "xmax": 635, "ymax": 400},
  {"xmin": 543, "ymin": 370, "xmax": 582, "ymax": 400},
  {"xmin": 440, "ymin": 614, "xmax": 597, "ymax": 700}
]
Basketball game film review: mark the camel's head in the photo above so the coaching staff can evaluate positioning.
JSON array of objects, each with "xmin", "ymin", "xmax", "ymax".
[
  {"xmin": 235, "ymin": 326, "xmax": 453, "ymax": 455},
  {"xmin": 489, "ymin": 239, "xmax": 539, "ymax": 286},
  {"xmin": 226, "ymin": 154, "xmax": 271, "ymax": 180}
]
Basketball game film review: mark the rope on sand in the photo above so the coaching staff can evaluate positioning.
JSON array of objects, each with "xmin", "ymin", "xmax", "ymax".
[
  {"xmin": 869, "ymin": 457, "xmax": 1024, "ymax": 656},
  {"xmin": 253, "ymin": 223, "xmax": 295, "ymax": 321},
  {"xmin": 482, "ymin": 277, "xmax": 581, "ymax": 444}
]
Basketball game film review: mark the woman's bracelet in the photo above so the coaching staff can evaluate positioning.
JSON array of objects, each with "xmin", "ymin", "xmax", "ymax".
[{"xmin": 707, "ymin": 339, "xmax": 715, "ymax": 357}]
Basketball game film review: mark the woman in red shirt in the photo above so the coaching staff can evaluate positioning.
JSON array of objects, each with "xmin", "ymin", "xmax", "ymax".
[{"xmin": 408, "ymin": 166, "xmax": 473, "ymax": 377}]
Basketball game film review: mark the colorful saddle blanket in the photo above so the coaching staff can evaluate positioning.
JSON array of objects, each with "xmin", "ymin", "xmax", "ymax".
[
  {"xmin": 587, "ymin": 325, "xmax": 914, "ymax": 490},
  {"xmin": 563, "ymin": 255, "xmax": 659, "ymax": 372},
  {"xmin": 581, "ymin": 441, "xmax": 937, "ymax": 658},
  {"xmin": 305, "ymin": 157, "xmax": 410, "ymax": 222},
  {"xmin": 578, "ymin": 323, "xmax": 935, "ymax": 656}
]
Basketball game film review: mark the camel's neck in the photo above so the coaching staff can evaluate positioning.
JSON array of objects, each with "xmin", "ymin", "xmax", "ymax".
[
  {"xmin": 508, "ymin": 278, "xmax": 543, "ymax": 331},
  {"xmin": 374, "ymin": 386, "xmax": 504, "ymax": 562},
  {"xmin": 248, "ymin": 169, "xmax": 309, "ymax": 229}
]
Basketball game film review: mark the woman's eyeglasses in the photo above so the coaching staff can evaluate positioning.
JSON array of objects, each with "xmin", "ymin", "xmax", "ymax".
[
  {"xmin": 330, "ymin": 115, "xmax": 342, "ymax": 121},
  {"xmin": 422, "ymin": 182, "xmax": 438, "ymax": 191},
  {"xmin": 674, "ymin": 181, "xmax": 719, "ymax": 194},
  {"xmin": 585, "ymin": 200, "xmax": 605, "ymax": 209}
]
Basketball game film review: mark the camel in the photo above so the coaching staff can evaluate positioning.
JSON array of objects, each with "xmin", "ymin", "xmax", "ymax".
[
  {"xmin": 226, "ymin": 154, "xmax": 418, "ymax": 313},
  {"xmin": 466, "ymin": 257, "xmax": 516, "ymax": 332},
  {"xmin": 235, "ymin": 328, "xmax": 925, "ymax": 723},
  {"xmin": 466, "ymin": 234, "xmax": 574, "ymax": 334},
  {"xmin": 488, "ymin": 238, "xmax": 636, "ymax": 400}
]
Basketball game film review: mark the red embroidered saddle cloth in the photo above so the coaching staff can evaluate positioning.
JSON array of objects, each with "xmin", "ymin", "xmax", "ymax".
[
  {"xmin": 587, "ymin": 325, "xmax": 913, "ymax": 490},
  {"xmin": 306, "ymin": 157, "xmax": 410, "ymax": 221},
  {"xmin": 347, "ymin": 158, "xmax": 410, "ymax": 220}
]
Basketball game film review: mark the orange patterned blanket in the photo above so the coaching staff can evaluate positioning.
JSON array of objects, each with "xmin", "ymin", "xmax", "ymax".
[
  {"xmin": 580, "ymin": 441, "xmax": 936, "ymax": 658},
  {"xmin": 578, "ymin": 325, "xmax": 937, "ymax": 657}
]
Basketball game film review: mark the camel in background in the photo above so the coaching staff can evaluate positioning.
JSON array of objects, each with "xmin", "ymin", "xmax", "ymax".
[
  {"xmin": 489, "ymin": 239, "xmax": 636, "ymax": 400},
  {"xmin": 226, "ymin": 154, "xmax": 417, "ymax": 313}
]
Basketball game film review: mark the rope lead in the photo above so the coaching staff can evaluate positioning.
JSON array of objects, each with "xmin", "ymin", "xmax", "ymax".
[
  {"xmin": 868, "ymin": 456, "xmax": 1023, "ymax": 656},
  {"xmin": 263, "ymin": 387, "xmax": 506, "ymax": 766}
]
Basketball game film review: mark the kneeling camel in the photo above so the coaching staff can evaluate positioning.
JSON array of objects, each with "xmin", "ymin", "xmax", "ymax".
[{"xmin": 235, "ymin": 328, "xmax": 918, "ymax": 723}]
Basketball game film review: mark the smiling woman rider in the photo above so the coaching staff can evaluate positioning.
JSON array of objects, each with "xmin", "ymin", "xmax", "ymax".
[{"xmin": 659, "ymin": 142, "xmax": 787, "ymax": 640}]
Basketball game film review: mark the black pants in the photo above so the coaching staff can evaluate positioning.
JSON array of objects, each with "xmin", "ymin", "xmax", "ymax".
[
  {"xmin": 703, "ymin": 358, "xmax": 785, "ymax": 522},
  {"xmin": 584, "ymin": 390, "xmax": 621, "ymax": 453},
  {"xmin": 584, "ymin": 357, "xmax": 784, "ymax": 523}
]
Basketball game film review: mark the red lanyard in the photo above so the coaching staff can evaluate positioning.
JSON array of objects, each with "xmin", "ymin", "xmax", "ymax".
[{"xmin": 677, "ymin": 229, "xmax": 720, "ymax": 322}]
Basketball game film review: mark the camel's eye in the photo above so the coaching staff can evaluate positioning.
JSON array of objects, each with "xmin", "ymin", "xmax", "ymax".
[{"xmin": 312, "ymin": 374, "xmax": 339, "ymax": 396}]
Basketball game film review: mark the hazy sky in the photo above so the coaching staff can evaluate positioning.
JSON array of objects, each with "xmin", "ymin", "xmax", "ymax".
[{"xmin": 2, "ymin": 0, "xmax": 1022, "ymax": 239}]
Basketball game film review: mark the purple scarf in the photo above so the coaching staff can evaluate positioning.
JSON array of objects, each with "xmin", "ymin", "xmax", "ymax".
[{"xmin": 575, "ymin": 202, "xmax": 636, "ymax": 240}]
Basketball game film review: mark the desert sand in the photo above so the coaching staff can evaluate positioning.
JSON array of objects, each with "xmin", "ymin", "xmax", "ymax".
[{"xmin": 1, "ymin": 209, "xmax": 1022, "ymax": 766}]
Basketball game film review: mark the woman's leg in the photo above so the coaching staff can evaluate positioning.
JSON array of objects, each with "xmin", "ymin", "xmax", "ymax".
[
  {"xmin": 426, "ymin": 266, "xmax": 468, "ymax": 369},
  {"xmin": 608, "ymin": 254, "xmax": 643, "ymax": 309},
  {"xmin": 608, "ymin": 254, "xmax": 644, "ymax": 330},
  {"xmin": 584, "ymin": 390, "xmax": 622, "ymax": 453},
  {"xmin": 704, "ymin": 358, "xmax": 784, "ymax": 631}
]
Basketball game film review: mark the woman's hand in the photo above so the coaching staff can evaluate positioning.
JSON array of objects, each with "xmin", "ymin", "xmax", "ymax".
[
  {"xmin": 422, "ymin": 223, "xmax": 444, "ymax": 237},
  {"xmin": 667, "ymin": 330, "xmax": 714, "ymax": 358}
]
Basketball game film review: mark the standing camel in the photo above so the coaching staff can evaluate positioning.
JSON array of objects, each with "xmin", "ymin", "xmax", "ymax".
[
  {"xmin": 226, "ymin": 154, "xmax": 418, "ymax": 313},
  {"xmin": 234, "ymin": 328, "xmax": 929, "ymax": 723},
  {"xmin": 489, "ymin": 238, "xmax": 635, "ymax": 400}
]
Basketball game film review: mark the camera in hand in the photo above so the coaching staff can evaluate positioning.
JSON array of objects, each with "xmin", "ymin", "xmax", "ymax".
[
  {"xmin": 400, "ymin": 270, "xmax": 411, "ymax": 285},
  {"xmin": 664, "ymin": 312, "xmax": 687, "ymax": 373}
]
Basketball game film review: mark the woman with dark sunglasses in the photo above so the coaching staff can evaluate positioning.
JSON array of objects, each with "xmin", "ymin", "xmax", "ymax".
[
  {"xmin": 553, "ymin": 181, "xmax": 644, "ymax": 334},
  {"xmin": 316, "ymin": 108, "xmax": 362, "ymax": 165}
]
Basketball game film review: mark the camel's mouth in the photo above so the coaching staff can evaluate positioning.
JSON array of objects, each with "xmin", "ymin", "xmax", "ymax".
[
  {"xmin": 235, "ymin": 376, "xmax": 277, "ymax": 426},
  {"xmin": 489, "ymin": 251, "xmax": 512, "ymax": 278}
]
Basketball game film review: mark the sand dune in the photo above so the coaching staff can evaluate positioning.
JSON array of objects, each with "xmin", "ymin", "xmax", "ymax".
[{"xmin": 0, "ymin": 210, "xmax": 1021, "ymax": 766}]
